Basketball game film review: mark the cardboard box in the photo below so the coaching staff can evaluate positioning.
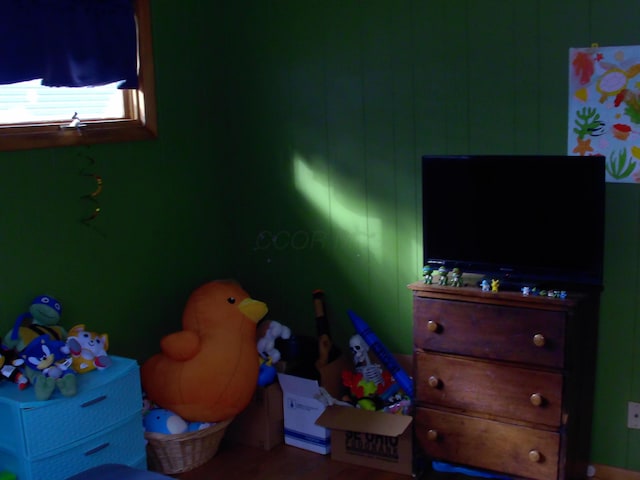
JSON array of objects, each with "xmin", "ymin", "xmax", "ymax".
[
  {"xmin": 277, "ymin": 345, "xmax": 415, "ymax": 476},
  {"xmin": 278, "ymin": 372, "xmax": 332, "ymax": 454},
  {"xmin": 315, "ymin": 405, "xmax": 413, "ymax": 476},
  {"xmin": 315, "ymin": 353, "xmax": 414, "ymax": 476},
  {"xmin": 277, "ymin": 352, "xmax": 352, "ymax": 455},
  {"xmin": 226, "ymin": 382, "xmax": 284, "ymax": 451}
]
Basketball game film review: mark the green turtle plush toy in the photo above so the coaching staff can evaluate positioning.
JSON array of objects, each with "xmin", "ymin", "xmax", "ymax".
[
  {"xmin": 4, "ymin": 295, "xmax": 67, "ymax": 352},
  {"xmin": 3, "ymin": 295, "xmax": 79, "ymax": 400}
]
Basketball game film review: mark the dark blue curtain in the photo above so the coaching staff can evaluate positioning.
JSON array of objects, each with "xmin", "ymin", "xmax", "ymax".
[{"xmin": 0, "ymin": 0, "xmax": 138, "ymax": 89}]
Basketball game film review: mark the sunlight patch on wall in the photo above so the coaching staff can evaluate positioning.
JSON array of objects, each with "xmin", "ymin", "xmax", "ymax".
[{"xmin": 292, "ymin": 151, "xmax": 383, "ymax": 261}]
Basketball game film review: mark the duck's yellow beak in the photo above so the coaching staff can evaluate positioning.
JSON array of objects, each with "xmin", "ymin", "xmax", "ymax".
[{"xmin": 238, "ymin": 298, "xmax": 269, "ymax": 323}]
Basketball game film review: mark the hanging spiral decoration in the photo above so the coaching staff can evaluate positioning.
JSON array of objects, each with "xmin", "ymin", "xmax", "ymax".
[{"xmin": 79, "ymin": 154, "xmax": 103, "ymax": 225}]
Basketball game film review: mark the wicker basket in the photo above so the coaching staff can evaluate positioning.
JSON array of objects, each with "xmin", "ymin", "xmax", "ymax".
[{"xmin": 145, "ymin": 417, "xmax": 233, "ymax": 475}]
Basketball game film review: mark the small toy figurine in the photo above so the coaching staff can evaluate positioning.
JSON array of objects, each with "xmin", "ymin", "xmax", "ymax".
[
  {"xmin": 343, "ymin": 334, "xmax": 397, "ymax": 411},
  {"xmin": 422, "ymin": 265, "xmax": 433, "ymax": 284},
  {"xmin": 480, "ymin": 279, "xmax": 490, "ymax": 292},
  {"xmin": 450, "ymin": 268, "xmax": 463, "ymax": 287},
  {"xmin": 0, "ymin": 346, "xmax": 28, "ymax": 390},
  {"xmin": 437, "ymin": 266, "xmax": 448, "ymax": 286},
  {"xmin": 491, "ymin": 279, "xmax": 500, "ymax": 292},
  {"xmin": 521, "ymin": 286, "xmax": 530, "ymax": 296},
  {"xmin": 349, "ymin": 334, "xmax": 384, "ymax": 386}
]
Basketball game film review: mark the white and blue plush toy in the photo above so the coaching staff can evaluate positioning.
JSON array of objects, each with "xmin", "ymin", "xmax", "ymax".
[
  {"xmin": 143, "ymin": 408, "xmax": 189, "ymax": 434},
  {"xmin": 143, "ymin": 407, "xmax": 212, "ymax": 434}
]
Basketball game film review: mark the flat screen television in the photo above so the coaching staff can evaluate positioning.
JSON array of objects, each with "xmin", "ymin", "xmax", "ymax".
[{"xmin": 421, "ymin": 154, "xmax": 606, "ymax": 291}]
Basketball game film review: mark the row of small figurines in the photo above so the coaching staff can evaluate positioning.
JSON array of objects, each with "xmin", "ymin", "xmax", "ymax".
[
  {"xmin": 422, "ymin": 265, "xmax": 568, "ymax": 298},
  {"xmin": 422, "ymin": 265, "xmax": 464, "ymax": 287}
]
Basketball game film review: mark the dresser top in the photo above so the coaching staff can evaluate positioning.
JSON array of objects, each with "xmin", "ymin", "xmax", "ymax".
[
  {"xmin": 0, "ymin": 355, "xmax": 138, "ymax": 405},
  {"xmin": 407, "ymin": 281, "xmax": 591, "ymax": 310}
]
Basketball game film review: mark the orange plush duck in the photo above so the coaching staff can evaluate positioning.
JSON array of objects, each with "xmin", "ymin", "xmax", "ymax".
[{"xmin": 141, "ymin": 280, "xmax": 268, "ymax": 422}]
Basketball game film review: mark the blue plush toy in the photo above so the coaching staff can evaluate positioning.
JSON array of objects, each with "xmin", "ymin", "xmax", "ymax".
[
  {"xmin": 143, "ymin": 407, "xmax": 212, "ymax": 434},
  {"xmin": 20, "ymin": 334, "xmax": 77, "ymax": 400},
  {"xmin": 143, "ymin": 408, "xmax": 189, "ymax": 435}
]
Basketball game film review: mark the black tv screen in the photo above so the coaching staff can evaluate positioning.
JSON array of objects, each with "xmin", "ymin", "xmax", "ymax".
[{"xmin": 421, "ymin": 154, "xmax": 605, "ymax": 290}]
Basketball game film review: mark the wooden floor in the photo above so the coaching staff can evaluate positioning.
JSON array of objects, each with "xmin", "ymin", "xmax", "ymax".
[{"xmin": 173, "ymin": 440, "xmax": 476, "ymax": 480}]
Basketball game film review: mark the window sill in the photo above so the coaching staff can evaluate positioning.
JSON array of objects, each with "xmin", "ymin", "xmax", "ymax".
[{"xmin": 0, "ymin": 120, "xmax": 157, "ymax": 152}]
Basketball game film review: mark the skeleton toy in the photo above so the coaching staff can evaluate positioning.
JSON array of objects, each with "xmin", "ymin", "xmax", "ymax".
[{"xmin": 349, "ymin": 334, "xmax": 383, "ymax": 386}]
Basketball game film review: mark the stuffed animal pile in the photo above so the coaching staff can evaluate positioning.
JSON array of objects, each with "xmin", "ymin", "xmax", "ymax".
[
  {"xmin": 141, "ymin": 280, "xmax": 268, "ymax": 424},
  {"xmin": 1, "ymin": 294, "xmax": 112, "ymax": 400}
]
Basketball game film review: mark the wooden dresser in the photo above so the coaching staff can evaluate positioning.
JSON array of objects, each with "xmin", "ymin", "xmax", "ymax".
[{"xmin": 408, "ymin": 281, "xmax": 599, "ymax": 480}]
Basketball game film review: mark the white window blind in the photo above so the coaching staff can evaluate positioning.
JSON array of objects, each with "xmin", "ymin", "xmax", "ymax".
[{"xmin": 0, "ymin": 80, "xmax": 125, "ymax": 125}]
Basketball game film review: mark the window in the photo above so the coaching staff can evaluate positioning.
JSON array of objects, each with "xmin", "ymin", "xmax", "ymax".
[{"xmin": 0, "ymin": 0, "xmax": 157, "ymax": 152}]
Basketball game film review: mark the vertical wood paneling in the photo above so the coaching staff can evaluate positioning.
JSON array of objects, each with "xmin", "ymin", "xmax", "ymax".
[
  {"xmin": 391, "ymin": 0, "xmax": 421, "ymax": 348},
  {"xmin": 229, "ymin": 0, "xmax": 640, "ymax": 471},
  {"xmin": 466, "ymin": 1, "xmax": 516, "ymax": 153},
  {"xmin": 360, "ymin": 0, "xmax": 404, "ymax": 349},
  {"xmin": 414, "ymin": 1, "xmax": 470, "ymax": 155},
  {"xmin": 585, "ymin": 0, "xmax": 640, "ymax": 470},
  {"xmin": 593, "ymin": 184, "xmax": 640, "ymax": 468},
  {"xmin": 284, "ymin": 0, "xmax": 335, "ymax": 307},
  {"xmin": 323, "ymin": 0, "xmax": 369, "ymax": 319},
  {"xmin": 512, "ymin": 2, "xmax": 541, "ymax": 153},
  {"xmin": 412, "ymin": 1, "xmax": 446, "ymax": 155},
  {"xmin": 538, "ymin": 0, "xmax": 587, "ymax": 153}
]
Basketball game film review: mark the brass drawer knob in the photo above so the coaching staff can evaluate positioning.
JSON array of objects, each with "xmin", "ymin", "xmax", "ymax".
[
  {"xmin": 533, "ymin": 333, "xmax": 546, "ymax": 347},
  {"xmin": 528, "ymin": 450, "xmax": 542, "ymax": 463},
  {"xmin": 530, "ymin": 393, "xmax": 543, "ymax": 406},
  {"xmin": 427, "ymin": 320, "xmax": 440, "ymax": 332},
  {"xmin": 427, "ymin": 429, "xmax": 438, "ymax": 441},
  {"xmin": 428, "ymin": 376, "xmax": 441, "ymax": 388}
]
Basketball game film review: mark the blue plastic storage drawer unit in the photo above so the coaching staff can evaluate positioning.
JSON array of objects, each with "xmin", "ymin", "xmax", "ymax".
[{"xmin": 0, "ymin": 355, "xmax": 146, "ymax": 480}]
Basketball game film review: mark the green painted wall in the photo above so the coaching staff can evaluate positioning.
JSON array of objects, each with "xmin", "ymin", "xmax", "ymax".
[
  {"xmin": 1, "ymin": 0, "xmax": 639, "ymax": 472},
  {"xmin": 226, "ymin": 0, "xmax": 640, "ymax": 472},
  {"xmin": 0, "ymin": 2, "xmax": 234, "ymax": 362}
]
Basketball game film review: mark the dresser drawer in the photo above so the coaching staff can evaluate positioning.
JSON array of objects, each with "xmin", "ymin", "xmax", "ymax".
[
  {"xmin": 415, "ymin": 351, "xmax": 563, "ymax": 427},
  {"xmin": 415, "ymin": 407, "xmax": 559, "ymax": 480},
  {"xmin": 0, "ymin": 356, "xmax": 141, "ymax": 458},
  {"xmin": 413, "ymin": 297, "xmax": 566, "ymax": 367},
  {"xmin": 0, "ymin": 413, "xmax": 146, "ymax": 480}
]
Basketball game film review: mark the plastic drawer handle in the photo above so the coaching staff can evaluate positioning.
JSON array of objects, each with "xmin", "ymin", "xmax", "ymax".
[
  {"xmin": 84, "ymin": 442, "xmax": 110, "ymax": 456},
  {"xmin": 81, "ymin": 395, "xmax": 107, "ymax": 408}
]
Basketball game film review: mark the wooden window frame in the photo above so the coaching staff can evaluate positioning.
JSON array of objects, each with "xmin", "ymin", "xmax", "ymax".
[{"xmin": 0, "ymin": 0, "xmax": 157, "ymax": 152}]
